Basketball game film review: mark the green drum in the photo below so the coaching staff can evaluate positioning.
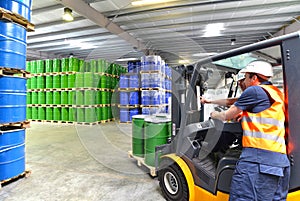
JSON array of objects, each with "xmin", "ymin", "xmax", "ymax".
[
  {"xmin": 68, "ymin": 91, "xmax": 75, "ymax": 105},
  {"xmin": 90, "ymin": 59, "xmax": 97, "ymax": 72},
  {"xmin": 61, "ymin": 58, "xmax": 69, "ymax": 72},
  {"xmin": 76, "ymin": 108, "xmax": 85, "ymax": 122},
  {"xmin": 108, "ymin": 106, "xmax": 112, "ymax": 119},
  {"xmin": 45, "ymin": 75, "xmax": 53, "ymax": 88},
  {"xmin": 36, "ymin": 76, "xmax": 45, "ymax": 89},
  {"xmin": 61, "ymin": 74, "xmax": 68, "ymax": 88},
  {"xmin": 30, "ymin": 76, "xmax": 37, "ymax": 89},
  {"xmin": 79, "ymin": 59, "xmax": 85, "ymax": 72},
  {"xmin": 53, "ymin": 91, "xmax": 61, "ymax": 105},
  {"xmin": 75, "ymin": 73, "xmax": 84, "ymax": 88},
  {"xmin": 38, "ymin": 92, "xmax": 46, "ymax": 104},
  {"xmin": 32, "ymin": 107, "xmax": 38, "ymax": 120},
  {"xmin": 85, "ymin": 108, "xmax": 95, "ymax": 123},
  {"xmin": 30, "ymin": 61, "xmax": 37, "ymax": 74},
  {"xmin": 75, "ymin": 91, "xmax": 84, "ymax": 105},
  {"xmin": 102, "ymin": 106, "xmax": 108, "ymax": 120},
  {"xmin": 26, "ymin": 107, "xmax": 32, "ymax": 120},
  {"xmin": 98, "ymin": 59, "xmax": 105, "ymax": 73},
  {"xmin": 26, "ymin": 92, "xmax": 31, "ymax": 104},
  {"xmin": 84, "ymin": 72, "xmax": 94, "ymax": 87},
  {"xmin": 46, "ymin": 107, "xmax": 53, "ymax": 120},
  {"xmin": 69, "ymin": 57, "xmax": 79, "ymax": 72},
  {"xmin": 26, "ymin": 78, "xmax": 31, "ymax": 89},
  {"xmin": 84, "ymin": 90, "xmax": 95, "ymax": 105},
  {"xmin": 61, "ymin": 107, "xmax": 69, "ymax": 121},
  {"xmin": 95, "ymin": 91, "xmax": 101, "ymax": 104},
  {"xmin": 45, "ymin": 59, "xmax": 53, "ymax": 73},
  {"xmin": 132, "ymin": 115, "xmax": 148, "ymax": 157},
  {"xmin": 53, "ymin": 75, "xmax": 61, "ymax": 88},
  {"xmin": 36, "ymin": 60, "xmax": 45, "ymax": 73},
  {"xmin": 38, "ymin": 107, "xmax": 46, "ymax": 120},
  {"xmin": 31, "ymin": 92, "xmax": 38, "ymax": 104},
  {"xmin": 96, "ymin": 107, "xmax": 102, "ymax": 121},
  {"xmin": 69, "ymin": 108, "xmax": 75, "ymax": 122},
  {"xmin": 101, "ymin": 91, "xmax": 109, "ymax": 105},
  {"xmin": 26, "ymin": 61, "xmax": 31, "ymax": 72},
  {"xmin": 61, "ymin": 91, "xmax": 68, "ymax": 105},
  {"xmin": 53, "ymin": 107, "xmax": 61, "ymax": 121},
  {"xmin": 100, "ymin": 75, "xmax": 107, "ymax": 88},
  {"xmin": 68, "ymin": 74, "xmax": 75, "ymax": 88},
  {"xmin": 46, "ymin": 91, "xmax": 53, "ymax": 105},
  {"xmin": 53, "ymin": 59, "xmax": 61, "ymax": 72},
  {"xmin": 144, "ymin": 117, "xmax": 172, "ymax": 166}
]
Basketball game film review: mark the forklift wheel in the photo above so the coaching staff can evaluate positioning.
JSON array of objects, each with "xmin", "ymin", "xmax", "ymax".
[{"xmin": 158, "ymin": 163, "xmax": 189, "ymax": 201}]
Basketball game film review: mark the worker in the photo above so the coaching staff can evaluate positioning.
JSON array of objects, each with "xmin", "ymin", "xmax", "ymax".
[
  {"xmin": 200, "ymin": 70, "xmax": 246, "ymax": 106},
  {"xmin": 210, "ymin": 60, "xmax": 290, "ymax": 201}
]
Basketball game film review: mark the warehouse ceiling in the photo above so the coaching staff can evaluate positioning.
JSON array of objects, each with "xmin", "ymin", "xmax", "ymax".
[{"xmin": 28, "ymin": 0, "xmax": 300, "ymax": 70}]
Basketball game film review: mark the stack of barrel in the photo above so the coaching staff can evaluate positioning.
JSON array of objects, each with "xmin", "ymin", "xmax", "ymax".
[
  {"xmin": 0, "ymin": 0, "xmax": 32, "ymax": 181},
  {"xmin": 27, "ymin": 58, "xmax": 126, "ymax": 124},
  {"xmin": 131, "ymin": 115, "xmax": 172, "ymax": 167}
]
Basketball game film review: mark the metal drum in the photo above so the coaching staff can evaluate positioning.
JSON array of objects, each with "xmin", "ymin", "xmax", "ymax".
[
  {"xmin": 0, "ymin": 127, "xmax": 25, "ymax": 181},
  {"xmin": 0, "ymin": 76, "xmax": 26, "ymax": 123},
  {"xmin": 0, "ymin": 21, "xmax": 27, "ymax": 70},
  {"xmin": 144, "ymin": 117, "xmax": 171, "ymax": 166},
  {"xmin": 0, "ymin": 0, "xmax": 32, "ymax": 21},
  {"xmin": 132, "ymin": 115, "xmax": 148, "ymax": 157}
]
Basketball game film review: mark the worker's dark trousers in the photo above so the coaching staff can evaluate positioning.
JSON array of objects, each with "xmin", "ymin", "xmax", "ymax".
[{"xmin": 229, "ymin": 161, "xmax": 290, "ymax": 201}]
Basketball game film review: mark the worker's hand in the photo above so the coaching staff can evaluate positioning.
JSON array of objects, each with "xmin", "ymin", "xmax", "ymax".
[{"xmin": 200, "ymin": 96, "xmax": 211, "ymax": 104}]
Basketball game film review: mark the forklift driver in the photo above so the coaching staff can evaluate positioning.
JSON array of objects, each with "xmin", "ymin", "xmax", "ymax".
[{"xmin": 210, "ymin": 60, "xmax": 290, "ymax": 201}]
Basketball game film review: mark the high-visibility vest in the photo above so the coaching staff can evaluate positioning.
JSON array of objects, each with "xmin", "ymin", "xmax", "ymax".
[{"xmin": 241, "ymin": 85, "xmax": 286, "ymax": 154}]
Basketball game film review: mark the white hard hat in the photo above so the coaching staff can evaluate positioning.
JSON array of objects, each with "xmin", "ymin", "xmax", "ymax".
[
  {"xmin": 237, "ymin": 70, "xmax": 245, "ymax": 81},
  {"xmin": 242, "ymin": 60, "xmax": 273, "ymax": 77}
]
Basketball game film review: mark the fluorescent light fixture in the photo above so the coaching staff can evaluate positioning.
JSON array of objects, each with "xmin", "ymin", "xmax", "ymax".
[
  {"xmin": 203, "ymin": 23, "xmax": 224, "ymax": 37},
  {"xmin": 132, "ymin": 0, "xmax": 177, "ymax": 6},
  {"xmin": 116, "ymin": 58, "xmax": 139, "ymax": 62},
  {"xmin": 192, "ymin": 52, "xmax": 217, "ymax": 57},
  {"xmin": 65, "ymin": 39, "xmax": 97, "ymax": 49},
  {"xmin": 62, "ymin": 7, "xmax": 74, "ymax": 22},
  {"xmin": 178, "ymin": 59, "xmax": 190, "ymax": 64}
]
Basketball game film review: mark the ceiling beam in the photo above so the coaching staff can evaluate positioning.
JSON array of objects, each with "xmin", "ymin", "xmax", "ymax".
[{"xmin": 58, "ymin": 0, "xmax": 145, "ymax": 50}]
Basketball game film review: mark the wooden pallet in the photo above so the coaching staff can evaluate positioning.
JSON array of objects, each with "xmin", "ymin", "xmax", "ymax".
[
  {"xmin": 0, "ymin": 8, "xmax": 34, "ymax": 31},
  {"xmin": 0, "ymin": 170, "xmax": 31, "ymax": 189},
  {"xmin": 0, "ymin": 67, "xmax": 30, "ymax": 78},
  {"xmin": 128, "ymin": 151, "xmax": 156, "ymax": 177},
  {"xmin": 0, "ymin": 121, "xmax": 30, "ymax": 128}
]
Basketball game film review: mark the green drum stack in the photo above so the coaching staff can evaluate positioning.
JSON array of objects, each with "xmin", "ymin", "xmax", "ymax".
[{"xmin": 144, "ymin": 117, "xmax": 172, "ymax": 166}]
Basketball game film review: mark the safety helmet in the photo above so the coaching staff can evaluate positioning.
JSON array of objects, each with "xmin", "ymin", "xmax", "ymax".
[
  {"xmin": 237, "ymin": 70, "xmax": 246, "ymax": 81},
  {"xmin": 241, "ymin": 60, "xmax": 273, "ymax": 77}
]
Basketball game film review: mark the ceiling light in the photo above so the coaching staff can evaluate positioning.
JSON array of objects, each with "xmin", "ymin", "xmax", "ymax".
[
  {"xmin": 179, "ymin": 60, "xmax": 190, "ymax": 64},
  {"xmin": 116, "ymin": 58, "xmax": 140, "ymax": 62},
  {"xmin": 203, "ymin": 23, "xmax": 224, "ymax": 37},
  {"xmin": 132, "ymin": 0, "xmax": 177, "ymax": 6},
  {"xmin": 62, "ymin": 8, "xmax": 74, "ymax": 22},
  {"xmin": 231, "ymin": 38, "xmax": 236, "ymax": 46}
]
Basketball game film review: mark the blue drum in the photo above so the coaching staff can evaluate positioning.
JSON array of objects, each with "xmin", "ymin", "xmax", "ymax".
[{"xmin": 0, "ymin": 0, "xmax": 32, "ymax": 21}]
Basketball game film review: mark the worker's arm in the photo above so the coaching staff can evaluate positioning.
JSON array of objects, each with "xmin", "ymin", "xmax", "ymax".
[
  {"xmin": 201, "ymin": 97, "xmax": 238, "ymax": 106},
  {"xmin": 210, "ymin": 105, "xmax": 243, "ymax": 121}
]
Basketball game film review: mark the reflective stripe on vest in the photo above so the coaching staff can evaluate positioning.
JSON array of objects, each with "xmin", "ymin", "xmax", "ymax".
[{"xmin": 241, "ymin": 85, "xmax": 286, "ymax": 154}]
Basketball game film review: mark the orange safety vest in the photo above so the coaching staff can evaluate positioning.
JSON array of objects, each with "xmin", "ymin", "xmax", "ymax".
[{"xmin": 241, "ymin": 85, "xmax": 286, "ymax": 154}]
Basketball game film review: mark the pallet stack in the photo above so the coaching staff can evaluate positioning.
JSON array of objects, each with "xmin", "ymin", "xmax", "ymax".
[
  {"xmin": 26, "ymin": 58, "xmax": 126, "ymax": 125},
  {"xmin": 0, "ymin": 0, "xmax": 33, "ymax": 184}
]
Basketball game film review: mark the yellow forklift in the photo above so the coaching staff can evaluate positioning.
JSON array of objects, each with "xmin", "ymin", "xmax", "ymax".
[{"xmin": 155, "ymin": 31, "xmax": 300, "ymax": 201}]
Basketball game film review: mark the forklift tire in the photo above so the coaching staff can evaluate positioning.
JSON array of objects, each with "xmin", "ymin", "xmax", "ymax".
[{"xmin": 158, "ymin": 163, "xmax": 189, "ymax": 201}]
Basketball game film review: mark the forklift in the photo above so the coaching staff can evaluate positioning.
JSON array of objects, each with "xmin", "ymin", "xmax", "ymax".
[{"xmin": 155, "ymin": 31, "xmax": 300, "ymax": 201}]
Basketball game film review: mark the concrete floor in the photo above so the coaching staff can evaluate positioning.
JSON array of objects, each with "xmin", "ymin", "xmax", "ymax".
[{"xmin": 0, "ymin": 122, "xmax": 166, "ymax": 201}]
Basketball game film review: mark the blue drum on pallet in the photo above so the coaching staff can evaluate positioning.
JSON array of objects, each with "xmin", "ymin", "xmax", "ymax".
[
  {"xmin": 0, "ymin": 143, "xmax": 25, "ymax": 181},
  {"xmin": 129, "ymin": 108, "xmax": 139, "ymax": 121},
  {"xmin": 0, "ymin": 0, "xmax": 32, "ymax": 21},
  {"xmin": 0, "ymin": 21, "xmax": 27, "ymax": 70},
  {"xmin": 129, "ymin": 74, "xmax": 139, "ymax": 88},
  {"xmin": 119, "ymin": 75, "xmax": 128, "ymax": 88},
  {"xmin": 129, "ymin": 92, "xmax": 139, "ymax": 105},
  {"xmin": 120, "ymin": 92, "xmax": 129, "ymax": 105},
  {"xmin": 120, "ymin": 108, "xmax": 129, "ymax": 122},
  {"xmin": 0, "ymin": 76, "xmax": 27, "ymax": 124}
]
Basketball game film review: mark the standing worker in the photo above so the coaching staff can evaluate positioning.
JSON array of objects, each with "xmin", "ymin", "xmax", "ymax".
[{"xmin": 210, "ymin": 60, "xmax": 290, "ymax": 201}]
